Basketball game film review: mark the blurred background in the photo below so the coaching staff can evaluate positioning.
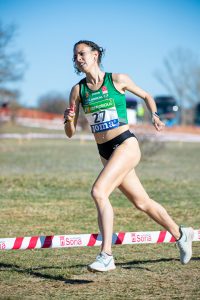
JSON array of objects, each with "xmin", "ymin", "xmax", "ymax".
[{"xmin": 0, "ymin": 0, "xmax": 200, "ymax": 133}]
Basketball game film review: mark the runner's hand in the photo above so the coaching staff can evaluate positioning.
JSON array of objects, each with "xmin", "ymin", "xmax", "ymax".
[
  {"xmin": 64, "ymin": 104, "xmax": 76, "ymax": 124},
  {"xmin": 152, "ymin": 115, "xmax": 165, "ymax": 131}
]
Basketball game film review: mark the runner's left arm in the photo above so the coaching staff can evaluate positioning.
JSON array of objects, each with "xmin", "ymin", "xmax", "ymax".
[{"xmin": 113, "ymin": 73, "xmax": 165, "ymax": 131}]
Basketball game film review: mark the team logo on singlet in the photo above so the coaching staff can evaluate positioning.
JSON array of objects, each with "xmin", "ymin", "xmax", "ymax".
[{"xmin": 102, "ymin": 86, "xmax": 108, "ymax": 94}]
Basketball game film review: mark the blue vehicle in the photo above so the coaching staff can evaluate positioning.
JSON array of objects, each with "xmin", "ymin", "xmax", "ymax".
[
  {"xmin": 194, "ymin": 103, "xmax": 200, "ymax": 125},
  {"xmin": 154, "ymin": 96, "xmax": 179, "ymax": 126}
]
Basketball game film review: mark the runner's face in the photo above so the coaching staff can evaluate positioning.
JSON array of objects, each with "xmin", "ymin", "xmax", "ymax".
[{"xmin": 73, "ymin": 44, "xmax": 98, "ymax": 73}]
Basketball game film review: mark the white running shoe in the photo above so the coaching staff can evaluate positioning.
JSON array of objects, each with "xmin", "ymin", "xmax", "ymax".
[
  {"xmin": 176, "ymin": 226, "xmax": 194, "ymax": 264},
  {"xmin": 87, "ymin": 252, "xmax": 116, "ymax": 272}
]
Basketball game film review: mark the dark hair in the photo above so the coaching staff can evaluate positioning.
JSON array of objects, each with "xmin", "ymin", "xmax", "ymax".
[{"xmin": 73, "ymin": 40, "xmax": 105, "ymax": 74}]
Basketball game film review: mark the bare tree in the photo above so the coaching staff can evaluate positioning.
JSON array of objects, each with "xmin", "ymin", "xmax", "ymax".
[
  {"xmin": 38, "ymin": 91, "xmax": 89, "ymax": 130},
  {"xmin": 155, "ymin": 48, "xmax": 200, "ymax": 123},
  {"xmin": 38, "ymin": 92, "xmax": 68, "ymax": 114},
  {"xmin": 0, "ymin": 21, "xmax": 25, "ymax": 85},
  {"xmin": 0, "ymin": 20, "xmax": 26, "ymax": 122}
]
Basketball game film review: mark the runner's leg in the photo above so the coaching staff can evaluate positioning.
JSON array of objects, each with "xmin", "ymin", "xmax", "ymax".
[
  {"xmin": 91, "ymin": 137, "xmax": 141, "ymax": 253},
  {"xmin": 118, "ymin": 169, "xmax": 180, "ymax": 239}
]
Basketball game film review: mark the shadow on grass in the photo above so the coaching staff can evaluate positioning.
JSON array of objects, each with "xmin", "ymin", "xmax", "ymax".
[
  {"xmin": 0, "ymin": 262, "xmax": 93, "ymax": 284},
  {"xmin": 1, "ymin": 257, "xmax": 199, "ymax": 279},
  {"xmin": 119, "ymin": 257, "xmax": 179, "ymax": 271},
  {"xmin": 119, "ymin": 256, "xmax": 200, "ymax": 270},
  {"xmin": 69, "ymin": 256, "xmax": 200, "ymax": 271}
]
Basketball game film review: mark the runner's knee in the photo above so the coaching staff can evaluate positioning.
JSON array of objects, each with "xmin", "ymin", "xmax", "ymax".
[
  {"xmin": 91, "ymin": 185, "xmax": 106, "ymax": 204},
  {"xmin": 133, "ymin": 197, "xmax": 153, "ymax": 212}
]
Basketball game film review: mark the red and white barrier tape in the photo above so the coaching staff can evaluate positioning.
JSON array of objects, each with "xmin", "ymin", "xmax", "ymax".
[{"xmin": 0, "ymin": 229, "xmax": 199, "ymax": 251}]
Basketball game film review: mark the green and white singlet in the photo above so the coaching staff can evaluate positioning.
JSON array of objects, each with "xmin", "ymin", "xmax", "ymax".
[{"xmin": 79, "ymin": 73, "xmax": 128, "ymax": 133}]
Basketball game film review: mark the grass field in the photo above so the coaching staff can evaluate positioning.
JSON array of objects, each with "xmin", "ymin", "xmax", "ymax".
[{"xmin": 0, "ymin": 135, "xmax": 200, "ymax": 299}]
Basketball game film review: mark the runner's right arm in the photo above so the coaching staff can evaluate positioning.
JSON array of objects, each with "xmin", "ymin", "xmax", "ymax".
[{"xmin": 64, "ymin": 84, "xmax": 80, "ymax": 138}]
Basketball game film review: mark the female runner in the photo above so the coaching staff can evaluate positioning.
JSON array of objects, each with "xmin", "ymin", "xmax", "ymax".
[{"xmin": 64, "ymin": 40, "xmax": 193, "ymax": 272}]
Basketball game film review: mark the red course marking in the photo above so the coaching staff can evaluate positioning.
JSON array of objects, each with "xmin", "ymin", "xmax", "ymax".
[
  {"xmin": 157, "ymin": 231, "xmax": 167, "ymax": 243},
  {"xmin": 170, "ymin": 236, "xmax": 176, "ymax": 243},
  {"xmin": 28, "ymin": 236, "xmax": 39, "ymax": 249},
  {"xmin": 87, "ymin": 234, "xmax": 98, "ymax": 246},
  {"xmin": 115, "ymin": 232, "xmax": 125, "ymax": 244},
  {"xmin": 13, "ymin": 237, "xmax": 24, "ymax": 249}
]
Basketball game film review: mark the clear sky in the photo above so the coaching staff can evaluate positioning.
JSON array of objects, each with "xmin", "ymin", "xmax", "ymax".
[{"xmin": 0, "ymin": 0, "xmax": 200, "ymax": 107}]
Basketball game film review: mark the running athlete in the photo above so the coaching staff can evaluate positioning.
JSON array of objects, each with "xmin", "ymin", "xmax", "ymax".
[{"xmin": 64, "ymin": 40, "xmax": 194, "ymax": 272}]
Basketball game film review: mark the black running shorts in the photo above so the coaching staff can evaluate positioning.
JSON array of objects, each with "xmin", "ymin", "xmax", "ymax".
[{"xmin": 97, "ymin": 130, "xmax": 137, "ymax": 160}]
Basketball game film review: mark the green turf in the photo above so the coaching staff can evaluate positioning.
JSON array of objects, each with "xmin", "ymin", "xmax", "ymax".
[{"xmin": 0, "ymin": 137, "xmax": 199, "ymax": 299}]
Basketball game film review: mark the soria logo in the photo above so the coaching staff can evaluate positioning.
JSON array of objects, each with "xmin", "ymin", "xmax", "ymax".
[
  {"xmin": 60, "ymin": 236, "xmax": 82, "ymax": 247},
  {"xmin": 131, "ymin": 233, "xmax": 152, "ymax": 243}
]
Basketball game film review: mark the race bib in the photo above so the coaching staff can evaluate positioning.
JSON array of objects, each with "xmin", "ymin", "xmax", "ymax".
[{"xmin": 83, "ymin": 98, "xmax": 119, "ymax": 133}]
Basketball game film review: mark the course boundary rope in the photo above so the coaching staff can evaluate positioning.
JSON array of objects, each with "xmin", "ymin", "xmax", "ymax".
[{"xmin": 0, "ymin": 229, "xmax": 199, "ymax": 251}]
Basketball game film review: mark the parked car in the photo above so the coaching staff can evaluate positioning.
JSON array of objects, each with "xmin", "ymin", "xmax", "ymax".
[
  {"xmin": 194, "ymin": 103, "xmax": 200, "ymax": 125},
  {"xmin": 154, "ymin": 96, "xmax": 179, "ymax": 126}
]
